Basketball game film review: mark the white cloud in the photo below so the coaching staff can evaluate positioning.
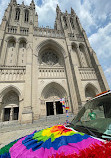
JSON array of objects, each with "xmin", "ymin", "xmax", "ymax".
[
  {"xmin": 91, "ymin": 0, "xmax": 111, "ymax": 21},
  {"xmin": 89, "ymin": 23, "xmax": 111, "ymax": 58},
  {"xmin": 36, "ymin": 0, "xmax": 58, "ymax": 27},
  {"xmin": 105, "ymin": 67, "xmax": 111, "ymax": 74}
]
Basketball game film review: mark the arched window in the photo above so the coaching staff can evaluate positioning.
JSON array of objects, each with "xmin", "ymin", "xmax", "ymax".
[
  {"xmin": 15, "ymin": 8, "xmax": 20, "ymax": 21},
  {"xmin": 24, "ymin": 10, "xmax": 29, "ymax": 22},
  {"xmin": 19, "ymin": 41, "xmax": 26, "ymax": 48},
  {"xmin": 41, "ymin": 51, "xmax": 59, "ymax": 66},
  {"xmin": 85, "ymin": 84, "xmax": 98, "ymax": 100}
]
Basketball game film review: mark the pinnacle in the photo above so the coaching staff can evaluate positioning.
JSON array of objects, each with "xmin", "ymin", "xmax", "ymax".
[
  {"xmin": 30, "ymin": 0, "xmax": 35, "ymax": 6},
  {"xmin": 56, "ymin": 4, "xmax": 60, "ymax": 12},
  {"xmin": 10, "ymin": 0, "xmax": 17, "ymax": 4},
  {"xmin": 31, "ymin": 0, "xmax": 35, "ymax": 4},
  {"xmin": 65, "ymin": 10, "xmax": 68, "ymax": 14},
  {"xmin": 57, "ymin": 4, "xmax": 59, "ymax": 8},
  {"xmin": 71, "ymin": 7, "xmax": 76, "ymax": 15}
]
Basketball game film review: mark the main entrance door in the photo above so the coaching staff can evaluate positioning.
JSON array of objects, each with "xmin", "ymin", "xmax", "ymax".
[
  {"xmin": 3, "ymin": 107, "xmax": 19, "ymax": 121},
  {"xmin": 56, "ymin": 101, "xmax": 63, "ymax": 114},
  {"xmin": 46, "ymin": 102, "xmax": 54, "ymax": 116},
  {"xmin": 4, "ymin": 108, "xmax": 11, "ymax": 121},
  {"xmin": 46, "ymin": 101, "xmax": 63, "ymax": 116},
  {"xmin": 14, "ymin": 107, "xmax": 19, "ymax": 120}
]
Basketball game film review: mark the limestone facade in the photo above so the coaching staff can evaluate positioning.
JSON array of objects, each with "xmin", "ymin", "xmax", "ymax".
[{"xmin": 0, "ymin": 0, "xmax": 109, "ymax": 123}]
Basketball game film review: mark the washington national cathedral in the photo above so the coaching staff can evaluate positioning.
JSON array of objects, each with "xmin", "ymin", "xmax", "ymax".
[{"xmin": 0, "ymin": 0, "xmax": 109, "ymax": 123}]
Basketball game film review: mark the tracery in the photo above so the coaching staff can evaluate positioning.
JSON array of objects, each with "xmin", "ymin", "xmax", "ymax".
[{"xmin": 41, "ymin": 51, "xmax": 59, "ymax": 66}]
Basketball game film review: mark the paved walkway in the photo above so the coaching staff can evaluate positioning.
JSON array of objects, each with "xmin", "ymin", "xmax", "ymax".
[{"xmin": 0, "ymin": 113, "xmax": 74, "ymax": 148}]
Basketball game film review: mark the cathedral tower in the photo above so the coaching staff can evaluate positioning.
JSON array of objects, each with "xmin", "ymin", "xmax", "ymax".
[{"xmin": 0, "ymin": 1, "xmax": 109, "ymax": 123}]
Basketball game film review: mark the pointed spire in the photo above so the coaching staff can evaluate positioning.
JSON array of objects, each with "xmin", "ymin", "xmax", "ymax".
[
  {"xmin": 36, "ymin": 12, "xmax": 38, "ymax": 16},
  {"xmin": 65, "ymin": 10, "xmax": 68, "ymax": 15},
  {"xmin": 30, "ymin": 0, "xmax": 35, "ymax": 8},
  {"xmin": 31, "ymin": 0, "xmax": 34, "ymax": 4},
  {"xmin": 71, "ymin": 7, "xmax": 76, "ymax": 15},
  {"xmin": 10, "ymin": 0, "xmax": 17, "ymax": 4},
  {"xmin": 56, "ymin": 4, "xmax": 61, "ymax": 13},
  {"xmin": 22, "ymin": 1, "xmax": 24, "ymax": 5}
]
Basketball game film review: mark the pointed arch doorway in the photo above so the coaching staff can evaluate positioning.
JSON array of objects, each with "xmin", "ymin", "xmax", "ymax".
[
  {"xmin": 1, "ymin": 90, "xmax": 19, "ymax": 122},
  {"xmin": 41, "ymin": 82, "xmax": 67, "ymax": 116}
]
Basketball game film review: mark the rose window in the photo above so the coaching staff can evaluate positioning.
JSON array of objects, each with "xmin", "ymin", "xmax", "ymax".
[{"xmin": 41, "ymin": 52, "xmax": 58, "ymax": 66}]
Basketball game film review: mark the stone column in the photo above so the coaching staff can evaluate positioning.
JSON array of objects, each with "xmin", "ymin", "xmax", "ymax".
[
  {"xmin": 21, "ymin": 44, "xmax": 33, "ymax": 123},
  {"xmin": 70, "ymin": 47, "xmax": 86, "ymax": 107},
  {"xmin": 31, "ymin": 53, "xmax": 40, "ymax": 120},
  {"xmin": 64, "ymin": 54, "xmax": 79, "ymax": 115},
  {"xmin": 15, "ymin": 41, "xmax": 19, "ymax": 66},
  {"xmin": 10, "ymin": 107, "xmax": 13, "ymax": 121},
  {"xmin": 53, "ymin": 101, "xmax": 56, "ymax": 115},
  {"xmin": 1, "ymin": 108, "xmax": 4, "ymax": 122},
  {"xmin": 76, "ymin": 46, "xmax": 82, "ymax": 67},
  {"xmin": 84, "ymin": 46, "xmax": 92, "ymax": 67},
  {"xmin": 0, "ymin": 102, "xmax": 2, "ymax": 122},
  {"xmin": 21, "ymin": 22, "xmax": 33, "ymax": 124}
]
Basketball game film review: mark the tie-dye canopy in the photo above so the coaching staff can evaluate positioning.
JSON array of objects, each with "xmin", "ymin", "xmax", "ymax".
[{"xmin": 0, "ymin": 125, "xmax": 108, "ymax": 158}]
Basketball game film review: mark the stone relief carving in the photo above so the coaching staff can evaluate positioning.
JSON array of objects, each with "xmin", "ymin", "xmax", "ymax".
[
  {"xmin": 44, "ymin": 88, "xmax": 61, "ymax": 99},
  {"xmin": 2, "ymin": 91, "xmax": 19, "ymax": 105},
  {"xmin": 40, "ymin": 80, "xmax": 44, "ymax": 84}
]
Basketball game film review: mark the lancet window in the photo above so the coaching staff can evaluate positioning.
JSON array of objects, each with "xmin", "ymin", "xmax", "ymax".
[
  {"xmin": 15, "ymin": 8, "xmax": 20, "ymax": 21},
  {"xmin": 24, "ymin": 10, "xmax": 29, "ymax": 22}
]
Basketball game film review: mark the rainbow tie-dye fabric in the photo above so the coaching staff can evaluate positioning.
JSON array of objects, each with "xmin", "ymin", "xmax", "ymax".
[{"xmin": 0, "ymin": 125, "xmax": 101, "ymax": 158}]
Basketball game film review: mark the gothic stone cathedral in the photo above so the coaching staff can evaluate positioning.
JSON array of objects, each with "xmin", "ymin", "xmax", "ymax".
[{"xmin": 0, "ymin": 0, "xmax": 109, "ymax": 123}]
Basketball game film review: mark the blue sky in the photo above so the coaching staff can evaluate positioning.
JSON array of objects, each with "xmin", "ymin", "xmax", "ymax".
[{"xmin": 0, "ymin": 0, "xmax": 111, "ymax": 89}]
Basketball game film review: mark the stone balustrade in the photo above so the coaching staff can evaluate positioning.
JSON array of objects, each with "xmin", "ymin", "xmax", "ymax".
[
  {"xmin": 6, "ymin": 26, "xmax": 83, "ymax": 41},
  {"xmin": 39, "ymin": 67, "xmax": 66, "ymax": 78},
  {"xmin": 79, "ymin": 68, "xmax": 97, "ymax": 80},
  {"xmin": 34, "ymin": 27, "xmax": 65, "ymax": 39},
  {"xmin": 0, "ymin": 66, "xmax": 26, "ymax": 81},
  {"xmin": 68, "ymin": 33, "xmax": 84, "ymax": 41},
  {"xmin": 7, "ymin": 26, "xmax": 17, "ymax": 34},
  {"xmin": 20, "ymin": 27, "xmax": 29, "ymax": 35},
  {"xmin": 7, "ymin": 25, "xmax": 29, "ymax": 35},
  {"xmin": 7, "ymin": 25, "xmax": 64, "ymax": 38},
  {"xmin": 76, "ymin": 34, "xmax": 84, "ymax": 42}
]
